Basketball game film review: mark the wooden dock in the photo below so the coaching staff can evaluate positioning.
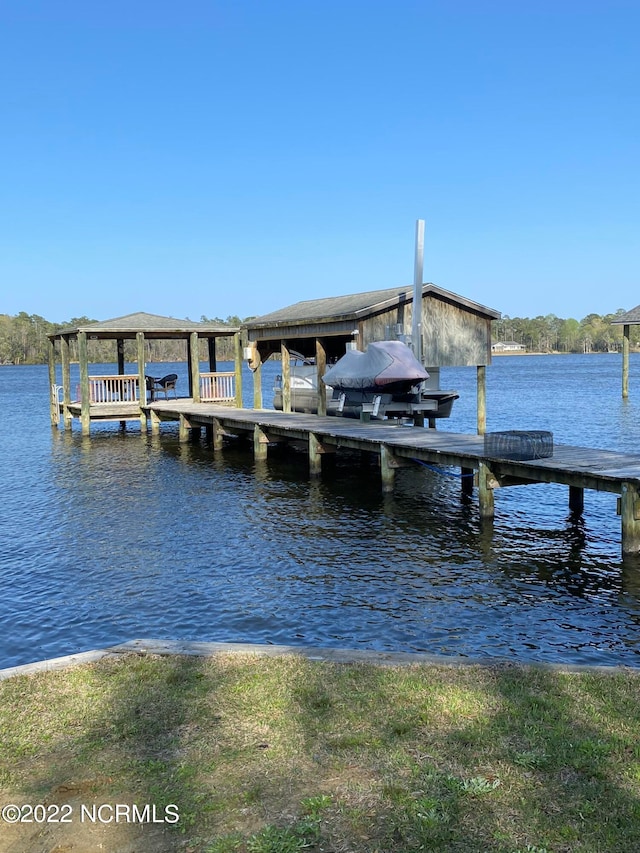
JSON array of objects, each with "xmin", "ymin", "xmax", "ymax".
[{"xmin": 145, "ymin": 400, "xmax": 640, "ymax": 558}]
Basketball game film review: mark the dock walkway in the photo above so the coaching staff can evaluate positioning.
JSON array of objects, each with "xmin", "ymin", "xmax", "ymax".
[{"xmin": 146, "ymin": 401, "xmax": 640, "ymax": 557}]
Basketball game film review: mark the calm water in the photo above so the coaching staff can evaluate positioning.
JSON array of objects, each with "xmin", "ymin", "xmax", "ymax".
[{"xmin": 2, "ymin": 354, "xmax": 640, "ymax": 669}]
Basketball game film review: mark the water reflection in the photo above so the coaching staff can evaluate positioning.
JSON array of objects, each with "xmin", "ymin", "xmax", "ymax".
[{"xmin": 3, "ymin": 359, "xmax": 640, "ymax": 668}]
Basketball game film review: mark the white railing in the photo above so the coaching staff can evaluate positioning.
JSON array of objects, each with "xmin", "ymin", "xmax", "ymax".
[
  {"xmin": 88, "ymin": 374, "xmax": 140, "ymax": 404},
  {"xmin": 200, "ymin": 372, "xmax": 235, "ymax": 402}
]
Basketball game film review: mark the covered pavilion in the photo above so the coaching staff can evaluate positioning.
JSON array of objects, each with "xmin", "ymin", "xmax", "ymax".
[{"xmin": 47, "ymin": 312, "xmax": 242, "ymax": 434}]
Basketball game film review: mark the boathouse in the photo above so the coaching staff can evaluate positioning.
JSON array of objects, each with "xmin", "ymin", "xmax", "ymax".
[
  {"xmin": 47, "ymin": 312, "xmax": 242, "ymax": 434},
  {"xmin": 243, "ymin": 283, "xmax": 500, "ymax": 430}
]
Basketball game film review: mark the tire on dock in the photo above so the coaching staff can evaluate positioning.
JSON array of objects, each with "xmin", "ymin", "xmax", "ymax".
[{"xmin": 484, "ymin": 430, "xmax": 553, "ymax": 461}]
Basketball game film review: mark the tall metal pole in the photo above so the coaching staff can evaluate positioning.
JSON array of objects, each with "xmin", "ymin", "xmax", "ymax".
[{"xmin": 412, "ymin": 219, "xmax": 424, "ymax": 364}]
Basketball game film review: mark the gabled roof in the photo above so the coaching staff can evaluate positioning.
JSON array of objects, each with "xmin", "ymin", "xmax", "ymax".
[
  {"xmin": 49, "ymin": 312, "xmax": 237, "ymax": 339},
  {"xmin": 611, "ymin": 306, "xmax": 640, "ymax": 325},
  {"xmin": 244, "ymin": 283, "xmax": 500, "ymax": 330}
]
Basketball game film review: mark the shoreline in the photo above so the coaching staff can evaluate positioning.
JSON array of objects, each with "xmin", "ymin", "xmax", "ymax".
[{"xmin": 2, "ymin": 637, "xmax": 637, "ymax": 682}]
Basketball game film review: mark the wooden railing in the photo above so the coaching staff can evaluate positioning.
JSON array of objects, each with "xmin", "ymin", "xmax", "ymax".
[
  {"xmin": 88, "ymin": 375, "xmax": 140, "ymax": 404},
  {"xmin": 200, "ymin": 372, "xmax": 235, "ymax": 402}
]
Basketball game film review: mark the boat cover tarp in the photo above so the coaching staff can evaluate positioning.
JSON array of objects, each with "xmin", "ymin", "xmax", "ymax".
[{"xmin": 322, "ymin": 341, "xmax": 429, "ymax": 391}]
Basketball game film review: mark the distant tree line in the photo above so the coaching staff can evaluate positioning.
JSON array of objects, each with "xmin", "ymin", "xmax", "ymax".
[
  {"xmin": 493, "ymin": 309, "xmax": 638, "ymax": 353},
  {"xmin": 0, "ymin": 313, "xmax": 247, "ymax": 365},
  {"xmin": 1, "ymin": 308, "xmax": 638, "ymax": 365}
]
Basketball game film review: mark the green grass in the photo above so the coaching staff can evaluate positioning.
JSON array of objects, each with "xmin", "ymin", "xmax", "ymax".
[{"xmin": 1, "ymin": 653, "xmax": 640, "ymax": 852}]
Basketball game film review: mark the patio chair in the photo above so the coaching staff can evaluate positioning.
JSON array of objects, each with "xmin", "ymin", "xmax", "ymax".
[{"xmin": 154, "ymin": 373, "xmax": 178, "ymax": 399}]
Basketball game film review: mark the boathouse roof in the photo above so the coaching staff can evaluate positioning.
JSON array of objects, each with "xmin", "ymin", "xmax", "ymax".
[
  {"xmin": 611, "ymin": 306, "xmax": 640, "ymax": 326},
  {"xmin": 244, "ymin": 283, "xmax": 500, "ymax": 367},
  {"xmin": 245, "ymin": 283, "xmax": 500, "ymax": 330},
  {"xmin": 49, "ymin": 312, "xmax": 238, "ymax": 340}
]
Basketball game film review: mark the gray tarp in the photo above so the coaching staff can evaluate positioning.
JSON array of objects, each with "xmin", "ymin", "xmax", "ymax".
[{"xmin": 322, "ymin": 341, "xmax": 429, "ymax": 391}]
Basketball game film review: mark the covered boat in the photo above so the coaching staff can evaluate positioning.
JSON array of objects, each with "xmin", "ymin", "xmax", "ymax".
[{"xmin": 322, "ymin": 341, "xmax": 457, "ymax": 420}]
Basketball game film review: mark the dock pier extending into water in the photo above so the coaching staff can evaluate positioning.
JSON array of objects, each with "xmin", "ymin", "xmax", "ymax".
[{"xmin": 145, "ymin": 400, "xmax": 640, "ymax": 558}]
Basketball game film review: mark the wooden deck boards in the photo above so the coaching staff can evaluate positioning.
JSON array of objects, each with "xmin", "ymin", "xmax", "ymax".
[{"xmin": 146, "ymin": 401, "xmax": 640, "ymax": 492}]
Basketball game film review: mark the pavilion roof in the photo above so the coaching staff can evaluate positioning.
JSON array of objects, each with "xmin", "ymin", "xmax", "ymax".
[
  {"xmin": 49, "ymin": 312, "xmax": 237, "ymax": 340},
  {"xmin": 611, "ymin": 306, "xmax": 640, "ymax": 326}
]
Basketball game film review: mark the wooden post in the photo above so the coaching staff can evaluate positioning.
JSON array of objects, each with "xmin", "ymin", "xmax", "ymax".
[
  {"xmin": 208, "ymin": 337, "xmax": 217, "ymax": 372},
  {"xmin": 316, "ymin": 338, "xmax": 327, "ymax": 416},
  {"xmin": 461, "ymin": 466, "xmax": 474, "ymax": 497},
  {"xmin": 179, "ymin": 414, "xmax": 191, "ymax": 443},
  {"xmin": 478, "ymin": 461, "xmax": 495, "ymax": 518},
  {"xmin": 253, "ymin": 359, "xmax": 263, "ymax": 409},
  {"xmin": 477, "ymin": 365, "xmax": 486, "ymax": 435},
  {"xmin": 136, "ymin": 332, "xmax": 146, "ymax": 431},
  {"xmin": 622, "ymin": 324, "xmax": 630, "ymax": 399},
  {"xmin": 78, "ymin": 331, "xmax": 90, "ymax": 436},
  {"xmin": 254, "ymin": 424, "xmax": 269, "ymax": 460},
  {"xmin": 47, "ymin": 337, "xmax": 58, "ymax": 425},
  {"xmin": 190, "ymin": 331, "xmax": 201, "ymax": 402},
  {"xmin": 117, "ymin": 338, "xmax": 125, "ymax": 375},
  {"xmin": 150, "ymin": 409, "xmax": 161, "ymax": 435},
  {"xmin": 621, "ymin": 482, "xmax": 640, "ymax": 556},
  {"xmin": 212, "ymin": 417, "xmax": 224, "ymax": 451},
  {"xmin": 61, "ymin": 335, "xmax": 72, "ymax": 430},
  {"xmin": 281, "ymin": 341, "xmax": 291, "ymax": 413},
  {"xmin": 569, "ymin": 486, "xmax": 584, "ymax": 515},
  {"xmin": 234, "ymin": 332, "xmax": 243, "ymax": 408},
  {"xmin": 380, "ymin": 444, "xmax": 396, "ymax": 493},
  {"xmin": 309, "ymin": 432, "xmax": 323, "ymax": 477}
]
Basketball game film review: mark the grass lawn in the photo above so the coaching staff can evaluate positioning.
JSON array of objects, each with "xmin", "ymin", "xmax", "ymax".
[{"xmin": 1, "ymin": 652, "xmax": 640, "ymax": 852}]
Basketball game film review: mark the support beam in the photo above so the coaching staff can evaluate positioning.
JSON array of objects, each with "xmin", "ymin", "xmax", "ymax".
[
  {"xmin": 47, "ymin": 337, "xmax": 58, "ymax": 426},
  {"xmin": 190, "ymin": 331, "xmax": 201, "ymax": 402},
  {"xmin": 316, "ymin": 338, "xmax": 327, "ymax": 416},
  {"xmin": 380, "ymin": 444, "xmax": 397, "ymax": 492},
  {"xmin": 477, "ymin": 365, "xmax": 486, "ymax": 435},
  {"xmin": 253, "ymin": 359, "xmax": 263, "ymax": 409},
  {"xmin": 136, "ymin": 332, "xmax": 147, "ymax": 431},
  {"xmin": 233, "ymin": 332, "xmax": 243, "ymax": 408},
  {"xmin": 179, "ymin": 414, "xmax": 191, "ymax": 443},
  {"xmin": 150, "ymin": 409, "xmax": 161, "ymax": 435},
  {"xmin": 569, "ymin": 485, "xmax": 584, "ymax": 515},
  {"xmin": 212, "ymin": 418, "xmax": 224, "ymax": 451},
  {"xmin": 117, "ymin": 338, "xmax": 125, "ymax": 375},
  {"xmin": 78, "ymin": 331, "xmax": 90, "ymax": 436},
  {"xmin": 478, "ymin": 461, "xmax": 495, "ymax": 518},
  {"xmin": 308, "ymin": 432, "xmax": 324, "ymax": 477},
  {"xmin": 61, "ymin": 336, "xmax": 72, "ymax": 430},
  {"xmin": 621, "ymin": 482, "xmax": 640, "ymax": 556},
  {"xmin": 622, "ymin": 324, "xmax": 630, "ymax": 399},
  {"xmin": 208, "ymin": 337, "xmax": 217, "ymax": 372},
  {"xmin": 281, "ymin": 341, "xmax": 291, "ymax": 413},
  {"xmin": 461, "ymin": 466, "xmax": 474, "ymax": 497},
  {"xmin": 254, "ymin": 424, "xmax": 269, "ymax": 460}
]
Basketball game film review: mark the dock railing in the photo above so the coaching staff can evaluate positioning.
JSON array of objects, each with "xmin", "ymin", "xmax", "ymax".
[
  {"xmin": 87, "ymin": 374, "xmax": 140, "ymax": 404},
  {"xmin": 200, "ymin": 372, "xmax": 235, "ymax": 402}
]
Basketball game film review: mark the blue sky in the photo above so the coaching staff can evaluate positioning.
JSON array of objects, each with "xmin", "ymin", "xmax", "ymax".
[{"xmin": 1, "ymin": 1, "xmax": 638, "ymax": 324}]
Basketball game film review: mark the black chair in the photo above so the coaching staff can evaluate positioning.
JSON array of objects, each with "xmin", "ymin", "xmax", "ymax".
[{"xmin": 154, "ymin": 373, "xmax": 178, "ymax": 399}]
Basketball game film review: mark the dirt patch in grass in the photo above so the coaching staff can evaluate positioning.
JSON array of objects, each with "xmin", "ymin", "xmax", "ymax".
[{"xmin": 1, "ymin": 652, "xmax": 640, "ymax": 852}]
